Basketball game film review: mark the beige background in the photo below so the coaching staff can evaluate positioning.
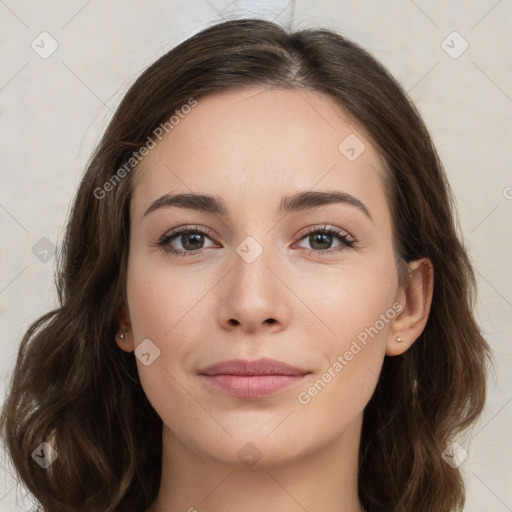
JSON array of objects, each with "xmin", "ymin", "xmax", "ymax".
[{"xmin": 1, "ymin": 1, "xmax": 511, "ymax": 510}]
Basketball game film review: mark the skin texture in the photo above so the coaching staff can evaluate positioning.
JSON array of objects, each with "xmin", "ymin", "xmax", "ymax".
[{"xmin": 116, "ymin": 87, "xmax": 434, "ymax": 512}]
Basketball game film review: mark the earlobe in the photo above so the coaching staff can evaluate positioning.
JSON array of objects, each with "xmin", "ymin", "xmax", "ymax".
[
  {"xmin": 115, "ymin": 304, "xmax": 135, "ymax": 352},
  {"xmin": 386, "ymin": 258, "xmax": 434, "ymax": 356}
]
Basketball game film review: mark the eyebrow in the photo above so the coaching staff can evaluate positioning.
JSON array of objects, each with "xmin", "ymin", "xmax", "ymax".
[{"xmin": 143, "ymin": 190, "xmax": 373, "ymax": 222}]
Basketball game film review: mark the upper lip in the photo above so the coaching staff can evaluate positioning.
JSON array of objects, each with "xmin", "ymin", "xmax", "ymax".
[{"xmin": 198, "ymin": 357, "xmax": 310, "ymax": 376}]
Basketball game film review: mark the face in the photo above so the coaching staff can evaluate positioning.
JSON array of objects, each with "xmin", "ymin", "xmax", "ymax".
[{"xmin": 124, "ymin": 87, "xmax": 402, "ymax": 468}]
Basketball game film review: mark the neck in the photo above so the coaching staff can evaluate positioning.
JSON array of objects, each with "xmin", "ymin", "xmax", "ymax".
[{"xmin": 147, "ymin": 414, "xmax": 365, "ymax": 512}]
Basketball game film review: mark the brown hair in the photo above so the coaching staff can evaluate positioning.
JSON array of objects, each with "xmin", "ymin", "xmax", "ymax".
[{"xmin": 0, "ymin": 18, "xmax": 494, "ymax": 512}]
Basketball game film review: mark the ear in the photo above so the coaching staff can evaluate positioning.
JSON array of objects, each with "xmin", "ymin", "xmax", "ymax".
[
  {"xmin": 386, "ymin": 258, "xmax": 434, "ymax": 356},
  {"xmin": 114, "ymin": 303, "xmax": 135, "ymax": 352}
]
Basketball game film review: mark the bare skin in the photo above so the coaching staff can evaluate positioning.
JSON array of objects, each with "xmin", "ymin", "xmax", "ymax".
[{"xmin": 115, "ymin": 87, "xmax": 433, "ymax": 512}]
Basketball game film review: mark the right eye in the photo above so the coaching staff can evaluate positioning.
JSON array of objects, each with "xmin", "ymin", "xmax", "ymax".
[{"xmin": 155, "ymin": 225, "xmax": 219, "ymax": 256}]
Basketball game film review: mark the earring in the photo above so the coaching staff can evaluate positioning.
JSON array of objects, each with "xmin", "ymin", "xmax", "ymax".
[
  {"xmin": 118, "ymin": 332, "xmax": 125, "ymax": 341},
  {"xmin": 396, "ymin": 336, "xmax": 404, "ymax": 343}
]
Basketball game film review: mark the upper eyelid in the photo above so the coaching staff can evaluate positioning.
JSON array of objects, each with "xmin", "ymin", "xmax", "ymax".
[
  {"xmin": 160, "ymin": 225, "xmax": 215, "ymax": 241},
  {"xmin": 299, "ymin": 224, "xmax": 353, "ymax": 239}
]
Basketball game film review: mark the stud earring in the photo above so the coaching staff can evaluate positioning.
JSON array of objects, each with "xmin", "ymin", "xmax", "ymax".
[
  {"xmin": 396, "ymin": 336, "xmax": 404, "ymax": 343},
  {"xmin": 118, "ymin": 332, "xmax": 125, "ymax": 341}
]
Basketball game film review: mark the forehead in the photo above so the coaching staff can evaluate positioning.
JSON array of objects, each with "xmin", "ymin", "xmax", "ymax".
[{"xmin": 131, "ymin": 87, "xmax": 389, "ymax": 223}]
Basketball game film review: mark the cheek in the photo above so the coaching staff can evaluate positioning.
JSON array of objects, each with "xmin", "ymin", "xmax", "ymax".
[
  {"xmin": 126, "ymin": 251, "xmax": 206, "ymax": 343},
  {"xmin": 125, "ymin": 252, "xmax": 215, "ymax": 395},
  {"xmin": 290, "ymin": 287, "xmax": 395, "ymax": 444},
  {"xmin": 126, "ymin": 266, "xmax": 166, "ymax": 341},
  {"xmin": 293, "ymin": 252, "xmax": 398, "ymax": 405},
  {"xmin": 295, "ymin": 252, "xmax": 399, "ymax": 349},
  {"xmin": 125, "ymin": 260, "xmax": 201, "ymax": 425}
]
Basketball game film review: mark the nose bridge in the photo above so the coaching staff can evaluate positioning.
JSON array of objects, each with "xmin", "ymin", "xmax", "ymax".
[
  {"xmin": 217, "ymin": 232, "xmax": 289, "ymax": 332},
  {"xmin": 231, "ymin": 235, "xmax": 275, "ymax": 302}
]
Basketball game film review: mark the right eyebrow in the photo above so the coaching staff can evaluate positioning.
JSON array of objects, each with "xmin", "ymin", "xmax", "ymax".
[{"xmin": 143, "ymin": 192, "xmax": 228, "ymax": 218}]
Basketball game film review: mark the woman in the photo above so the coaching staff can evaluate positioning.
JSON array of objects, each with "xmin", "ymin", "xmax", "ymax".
[{"xmin": 0, "ymin": 18, "xmax": 493, "ymax": 512}]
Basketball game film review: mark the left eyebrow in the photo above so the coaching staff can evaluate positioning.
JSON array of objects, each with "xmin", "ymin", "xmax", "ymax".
[
  {"xmin": 278, "ymin": 190, "xmax": 372, "ymax": 222},
  {"xmin": 143, "ymin": 190, "xmax": 373, "ymax": 222}
]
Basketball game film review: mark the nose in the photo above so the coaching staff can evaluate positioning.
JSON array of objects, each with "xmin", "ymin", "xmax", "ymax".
[{"xmin": 217, "ymin": 247, "xmax": 290, "ymax": 334}]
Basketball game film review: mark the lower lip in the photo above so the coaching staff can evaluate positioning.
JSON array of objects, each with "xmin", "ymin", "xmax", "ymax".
[{"xmin": 200, "ymin": 374, "xmax": 308, "ymax": 399}]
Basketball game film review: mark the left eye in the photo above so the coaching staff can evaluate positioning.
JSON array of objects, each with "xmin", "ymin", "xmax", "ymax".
[{"xmin": 295, "ymin": 227, "xmax": 356, "ymax": 252}]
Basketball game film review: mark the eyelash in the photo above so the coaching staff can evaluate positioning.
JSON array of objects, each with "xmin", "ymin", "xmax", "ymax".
[{"xmin": 154, "ymin": 224, "xmax": 357, "ymax": 257}]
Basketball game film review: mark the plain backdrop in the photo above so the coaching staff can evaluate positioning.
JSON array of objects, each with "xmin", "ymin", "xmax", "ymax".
[{"xmin": 1, "ymin": 1, "xmax": 511, "ymax": 510}]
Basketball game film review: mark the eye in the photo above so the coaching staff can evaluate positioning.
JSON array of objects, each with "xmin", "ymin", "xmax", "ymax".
[
  {"xmin": 154, "ymin": 225, "xmax": 218, "ymax": 256},
  {"xmin": 295, "ymin": 225, "xmax": 357, "ymax": 255}
]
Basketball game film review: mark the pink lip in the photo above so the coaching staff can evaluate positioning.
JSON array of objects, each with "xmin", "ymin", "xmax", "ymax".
[{"xmin": 198, "ymin": 358, "xmax": 310, "ymax": 399}]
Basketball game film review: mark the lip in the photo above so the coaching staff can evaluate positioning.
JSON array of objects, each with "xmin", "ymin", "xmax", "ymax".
[{"xmin": 198, "ymin": 358, "xmax": 310, "ymax": 399}]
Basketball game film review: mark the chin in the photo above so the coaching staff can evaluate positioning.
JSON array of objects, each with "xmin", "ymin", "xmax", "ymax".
[{"xmin": 184, "ymin": 425, "xmax": 319, "ymax": 470}]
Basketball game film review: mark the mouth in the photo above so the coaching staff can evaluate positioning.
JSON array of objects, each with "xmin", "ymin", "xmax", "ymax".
[{"xmin": 198, "ymin": 357, "xmax": 311, "ymax": 399}]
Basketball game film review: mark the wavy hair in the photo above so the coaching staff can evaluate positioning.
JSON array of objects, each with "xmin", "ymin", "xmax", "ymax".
[{"xmin": 0, "ymin": 18, "xmax": 494, "ymax": 512}]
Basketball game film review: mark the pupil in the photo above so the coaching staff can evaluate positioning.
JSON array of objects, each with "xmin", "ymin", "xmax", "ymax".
[
  {"xmin": 183, "ymin": 233, "xmax": 203, "ymax": 250},
  {"xmin": 311, "ymin": 233, "xmax": 331, "ymax": 250}
]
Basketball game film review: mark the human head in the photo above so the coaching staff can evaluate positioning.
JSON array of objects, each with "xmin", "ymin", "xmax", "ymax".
[{"xmin": 1, "ymin": 18, "xmax": 492, "ymax": 512}]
